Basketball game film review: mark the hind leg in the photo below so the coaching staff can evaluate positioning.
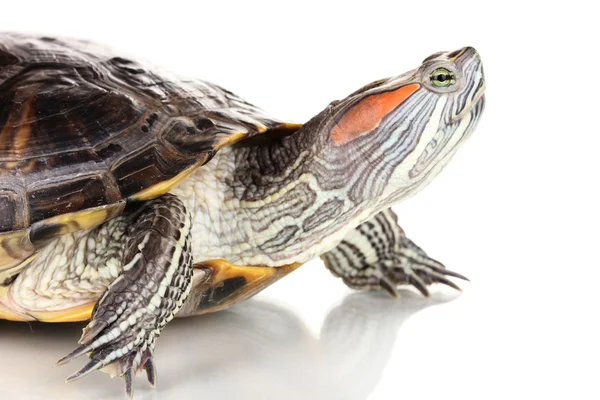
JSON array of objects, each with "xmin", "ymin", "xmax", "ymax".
[{"xmin": 321, "ymin": 209, "xmax": 467, "ymax": 297}]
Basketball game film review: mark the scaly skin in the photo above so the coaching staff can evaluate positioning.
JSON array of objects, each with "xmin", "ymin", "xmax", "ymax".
[
  {"xmin": 57, "ymin": 194, "xmax": 194, "ymax": 399},
  {"xmin": 171, "ymin": 47, "xmax": 485, "ymax": 267},
  {"xmin": 1, "ymin": 47, "xmax": 485, "ymax": 398}
]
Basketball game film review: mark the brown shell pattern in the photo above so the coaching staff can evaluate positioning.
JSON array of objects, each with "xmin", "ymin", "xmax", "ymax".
[{"xmin": 0, "ymin": 32, "xmax": 298, "ymax": 272}]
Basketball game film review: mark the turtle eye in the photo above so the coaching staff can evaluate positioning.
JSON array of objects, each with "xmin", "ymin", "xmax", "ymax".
[{"xmin": 430, "ymin": 68, "xmax": 455, "ymax": 87}]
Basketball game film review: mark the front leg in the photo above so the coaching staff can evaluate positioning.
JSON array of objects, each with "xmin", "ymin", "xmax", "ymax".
[
  {"xmin": 57, "ymin": 194, "xmax": 194, "ymax": 398},
  {"xmin": 321, "ymin": 209, "xmax": 467, "ymax": 297}
]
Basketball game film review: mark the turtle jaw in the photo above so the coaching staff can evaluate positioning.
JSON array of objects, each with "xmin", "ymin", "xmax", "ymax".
[
  {"xmin": 450, "ymin": 46, "xmax": 486, "ymax": 122},
  {"xmin": 462, "ymin": 93, "xmax": 485, "ymax": 140},
  {"xmin": 452, "ymin": 83, "xmax": 486, "ymax": 122}
]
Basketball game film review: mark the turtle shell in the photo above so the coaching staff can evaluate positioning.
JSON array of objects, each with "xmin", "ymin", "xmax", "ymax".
[{"xmin": 0, "ymin": 33, "xmax": 300, "ymax": 278}]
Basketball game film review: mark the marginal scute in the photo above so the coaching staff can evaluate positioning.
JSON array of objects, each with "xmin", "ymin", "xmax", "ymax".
[
  {"xmin": 0, "ymin": 188, "xmax": 21, "ymax": 232},
  {"xmin": 112, "ymin": 144, "xmax": 200, "ymax": 198},
  {"xmin": 0, "ymin": 49, "xmax": 19, "ymax": 67},
  {"xmin": 29, "ymin": 201, "xmax": 126, "ymax": 247},
  {"xmin": 28, "ymin": 174, "xmax": 113, "ymax": 223},
  {"xmin": 129, "ymin": 158, "xmax": 207, "ymax": 202},
  {"xmin": 178, "ymin": 259, "xmax": 302, "ymax": 317},
  {"xmin": 0, "ymin": 229, "xmax": 35, "ymax": 274}
]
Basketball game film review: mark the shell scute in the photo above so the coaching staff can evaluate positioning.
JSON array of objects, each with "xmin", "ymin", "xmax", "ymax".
[
  {"xmin": 0, "ymin": 33, "xmax": 301, "ymax": 290},
  {"xmin": 0, "ymin": 188, "xmax": 21, "ymax": 232},
  {"xmin": 29, "ymin": 200, "xmax": 126, "ymax": 247},
  {"xmin": 28, "ymin": 174, "xmax": 112, "ymax": 223}
]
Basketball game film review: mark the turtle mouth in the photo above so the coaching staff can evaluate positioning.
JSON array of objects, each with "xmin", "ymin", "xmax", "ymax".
[
  {"xmin": 456, "ymin": 92, "xmax": 485, "ymax": 146},
  {"xmin": 452, "ymin": 79, "xmax": 486, "ymax": 122},
  {"xmin": 472, "ymin": 81, "xmax": 486, "ymax": 108},
  {"xmin": 471, "ymin": 92, "xmax": 486, "ymax": 119}
]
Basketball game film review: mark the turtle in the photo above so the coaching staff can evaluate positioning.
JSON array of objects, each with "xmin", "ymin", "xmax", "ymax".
[{"xmin": 0, "ymin": 32, "xmax": 486, "ymax": 398}]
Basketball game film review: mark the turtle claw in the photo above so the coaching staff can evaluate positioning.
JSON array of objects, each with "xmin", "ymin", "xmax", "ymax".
[
  {"xmin": 125, "ymin": 368, "xmax": 135, "ymax": 400},
  {"xmin": 408, "ymin": 272, "xmax": 430, "ymax": 297},
  {"xmin": 144, "ymin": 357, "xmax": 157, "ymax": 388},
  {"xmin": 60, "ymin": 341, "xmax": 157, "ymax": 397},
  {"xmin": 432, "ymin": 267, "xmax": 470, "ymax": 282},
  {"xmin": 430, "ymin": 273, "xmax": 462, "ymax": 291},
  {"xmin": 379, "ymin": 277, "xmax": 400, "ymax": 298},
  {"xmin": 376, "ymin": 246, "xmax": 468, "ymax": 297},
  {"xmin": 56, "ymin": 343, "xmax": 92, "ymax": 366},
  {"xmin": 64, "ymin": 358, "xmax": 104, "ymax": 382}
]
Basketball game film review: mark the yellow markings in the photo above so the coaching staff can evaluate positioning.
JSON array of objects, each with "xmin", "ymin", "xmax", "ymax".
[
  {"xmin": 255, "ymin": 121, "xmax": 303, "ymax": 135},
  {"xmin": 449, "ymin": 47, "xmax": 468, "ymax": 61},
  {"xmin": 29, "ymin": 302, "xmax": 95, "ymax": 322},
  {"xmin": 212, "ymin": 122, "xmax": 303, "ymax": 151},
  {"xmin": 134, "ymin": 120, "xmax": 302, "ymax": 201},
  {"xmin": 130, "ymin": 160, "xmax": 205, "ymax": 201},
  {"xmin": 212, "ymin": 131, "xmax": 248, "ymax": 151},
  {"xmin": 0, "ymin": 286, "xmax": 33, "ymax": 321},
  {"xmin": 0, "ymin": 229, "xmax": 35, "ymax": 272},
  {"xmin": 255, "ymin": 123, "xmax": 268, "ymax": 134},
  {"xmin": 0, "ymin": 253, "xmax": 35, "ymax": 285},
  {"xmin": 52, "ymin": 203, "xmax": 124, "ymax": 230},
  {"xmin": 202, "ymin": 258, "xmax": 300, "ymax": 282},
  {"xmin": 275, "ymin": 122, "xmax": 303, "ymax": 131},
  {"xmin": 0, "ymin": 254, "xmax": 96, "ymax": 322},
  {"xmin": 0, "ymin": 281, "xmax": 95, "ymax": 321},
  {"xmin": 30, "ymin": 201, "xmax": 126, "ymax": 247},
  {"xmin": 178, "ymin": 259, "xmax": 301, "ymax": 317}
]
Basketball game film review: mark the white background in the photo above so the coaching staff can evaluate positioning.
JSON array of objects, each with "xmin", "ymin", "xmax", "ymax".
[{"xmin": 1, "ymin": 1, "xmax": 598, "ymax": 399}]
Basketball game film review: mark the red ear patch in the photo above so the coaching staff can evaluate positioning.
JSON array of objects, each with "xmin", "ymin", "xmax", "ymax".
[{"xmin": 331, "ymin": 83, "xmax": 420, "ymax": 146}]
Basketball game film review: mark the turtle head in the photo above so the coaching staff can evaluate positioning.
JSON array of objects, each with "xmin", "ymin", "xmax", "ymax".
[{"xmin": 322, "ymin": 46, "xmax": 485, "ymax": 206}]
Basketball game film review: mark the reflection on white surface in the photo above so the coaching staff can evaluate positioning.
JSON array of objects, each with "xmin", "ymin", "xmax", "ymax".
[{"xmin": 0, "ymin": 290, "xmax": 456, "ymax": 400}]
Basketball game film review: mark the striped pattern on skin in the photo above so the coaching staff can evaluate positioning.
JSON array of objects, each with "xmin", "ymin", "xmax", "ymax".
[
  {"xmin": 321, "ymin": 209, "xmax": 467, "ymax": 297},
  {"xmin": 56, "ymin": 194, "xmax": 193, "ymax": 398},
  {"xmin": 172, "ymin": 87, "xmax": 440, "ymax": 266},
  {"xmin": 5, "ymin": 215, "xmax": 128, "ymax": 318},
  {"xmin": 172, "ymin": 48, "xmax": 485, "ymax": 268}
]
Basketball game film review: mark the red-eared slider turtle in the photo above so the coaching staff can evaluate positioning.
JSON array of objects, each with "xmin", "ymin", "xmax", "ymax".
[{"xmin": 0, "ymin": 33, "xmax": 485, "ymax": 398}]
